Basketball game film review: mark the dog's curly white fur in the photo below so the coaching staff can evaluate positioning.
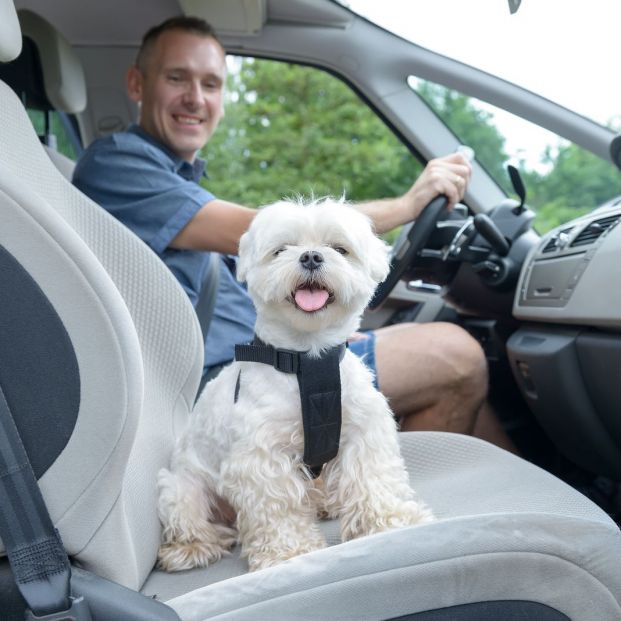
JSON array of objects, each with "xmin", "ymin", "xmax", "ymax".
[{"xmin": 157, "ymin": 199, "xmax": 434, "ymax": 572}]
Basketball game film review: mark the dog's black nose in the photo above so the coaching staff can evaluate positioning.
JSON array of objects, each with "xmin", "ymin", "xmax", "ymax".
[{"xmin": 299, "ymin": 251, "xmax": 324, "ymax": 271}]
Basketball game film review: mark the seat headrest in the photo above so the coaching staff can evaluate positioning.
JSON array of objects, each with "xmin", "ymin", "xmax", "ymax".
[
  {"xmin": 17, "ymin": 9, "xmax": 87, "ymax": 114},
  {"xmin": 0, "ymin": 0, "xmax": 22, "ymax": 62}
]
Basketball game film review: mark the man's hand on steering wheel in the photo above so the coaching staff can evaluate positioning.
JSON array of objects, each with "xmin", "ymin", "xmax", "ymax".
[
  {"xmin": 403, "ymin": 151, "xmax": 472, "ymax": 221},
  {"xmin": 369, "ymin": 151, "xmax": 473, "ymax": 310}
]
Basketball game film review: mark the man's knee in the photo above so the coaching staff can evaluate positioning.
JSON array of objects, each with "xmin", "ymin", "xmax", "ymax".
[
  {"xmin": 432, "ymin": 322, "xmax": 488, "ymax": 400},
  {"xmin": 374, "ymin": 321, "xmax": 488, "ymax": 412}
]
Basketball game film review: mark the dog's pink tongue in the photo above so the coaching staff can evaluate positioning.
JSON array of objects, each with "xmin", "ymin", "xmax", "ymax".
[{"xmin": 295, "ymin": 288, "xmax": 329, "ymax": 311}]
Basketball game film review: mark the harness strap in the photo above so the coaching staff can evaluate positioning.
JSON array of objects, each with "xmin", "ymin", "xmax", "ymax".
[
  {"xmin": 234, "ymin": 342, "xmax": 301, "ymax": 373},
  {"xmin": 234, "ymin": 338, "xmax": 346, "ymax": 474},
  {"xmin": 0, "ymin": 383, "xmax": 85, "ymax": 619}
]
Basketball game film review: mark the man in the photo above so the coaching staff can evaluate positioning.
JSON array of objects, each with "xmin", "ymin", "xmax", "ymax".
[{"xmin": 74, "ymin": 16, "xmax": 509, "ymax": 445}]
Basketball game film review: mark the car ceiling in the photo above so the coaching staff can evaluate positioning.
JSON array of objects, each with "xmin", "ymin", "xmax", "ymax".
[{"xmin": 12, "ymin": 0, "xmax": 352, "ymax": 47}]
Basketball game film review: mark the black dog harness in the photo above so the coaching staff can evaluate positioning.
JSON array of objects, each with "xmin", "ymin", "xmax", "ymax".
[{"xmin": 234, "ymin": 337, "xmax": 347, "ymax": 476}]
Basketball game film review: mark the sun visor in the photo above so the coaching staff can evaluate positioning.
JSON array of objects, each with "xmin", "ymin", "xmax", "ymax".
[{"xmin": 179, "ymin": 0, "xmax": 266, "ymax": 36}]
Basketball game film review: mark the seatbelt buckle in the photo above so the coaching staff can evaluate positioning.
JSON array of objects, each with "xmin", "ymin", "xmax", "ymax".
[
  {"xmin": 273, "ymin": 348, "xmax": 299, "ymax": 373},
  {"xmin": 25, "ymin": 596, "xmax": 93, "ymax": 621}
]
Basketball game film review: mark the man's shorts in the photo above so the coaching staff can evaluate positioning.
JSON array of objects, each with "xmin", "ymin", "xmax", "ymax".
[{"xmin": 347, "ymin": 331, "xmax": 379, "ymax": 389}]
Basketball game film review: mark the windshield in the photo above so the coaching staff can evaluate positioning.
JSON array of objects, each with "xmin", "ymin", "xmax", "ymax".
[
  {"xmin": 337, "ymin": 0, "xmax": 621, "ymax": 232},
  {"xmin": 338, "ymin": 0, "xmax": 620, "ymax": 130}
]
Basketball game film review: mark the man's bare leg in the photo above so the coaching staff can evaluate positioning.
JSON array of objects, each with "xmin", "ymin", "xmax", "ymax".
[
  {"xmin": 373, "ymin": 322, "xmax": 517, "ymax": 452},
  {"xmin": 472, "ymin": 401, "xmax": 518, "ymax": 453}
]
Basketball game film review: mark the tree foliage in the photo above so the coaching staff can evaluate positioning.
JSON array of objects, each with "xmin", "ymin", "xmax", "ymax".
[
  {"xmin": 203, "ymin": 59, "xmax": 420, "ymax": 209},
  {"xmin": 201, "ymin": 58, "xmax": 621, "ymax": 236},
  {"xmin": 522, "ymin": 144, "xmax": 621, "ymax": 230},
  {"xmin": 416, "ymin": 81, "xmax": 621, "ymax": 232},
  {"xmin": 29, "ymin": 110, "xmax": 78, "ymax": 159},
  {"xmin": 415, "ymin": 82, "xmax": 510, "ymax": 193}
]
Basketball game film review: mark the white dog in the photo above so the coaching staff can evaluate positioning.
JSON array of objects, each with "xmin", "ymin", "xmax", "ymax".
[{"xmin": 157, "ymin": 198, "xmax": 433, "ymax": 572}]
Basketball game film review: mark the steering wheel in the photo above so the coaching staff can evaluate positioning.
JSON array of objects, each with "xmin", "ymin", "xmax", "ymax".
[{"xmin": 369, "ymin": 195, "xmax": 450, "ymax": 310}]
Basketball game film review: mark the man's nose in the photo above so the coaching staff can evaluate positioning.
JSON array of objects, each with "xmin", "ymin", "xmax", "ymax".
[
  {"xmin": 183, "ymin": 80, "xmax": 203, "ymax": 106},
  {"xmin": 299, "ymin": 251, "xmax": 324, "ymax": 271}
]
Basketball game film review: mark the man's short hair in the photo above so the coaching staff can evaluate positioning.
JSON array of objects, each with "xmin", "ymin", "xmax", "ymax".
[{"xmin": 135, "ymin": 16, "xmax": 223, "ymax": 73}]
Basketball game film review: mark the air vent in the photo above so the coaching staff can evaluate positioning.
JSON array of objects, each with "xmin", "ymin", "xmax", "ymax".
[
  {"xmin": 571, "ymin": 215, "xmax": 620, "ymax": 247},
  {"xmin": 541, "ymin": 227, "xmax": 573, "ymax": 253},
  {"xmin": 542, "ymin": 238, "xmax": 559, "ymax": 253}
]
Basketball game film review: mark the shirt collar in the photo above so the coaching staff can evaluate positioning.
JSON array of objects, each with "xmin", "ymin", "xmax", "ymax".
[{"xmin": 127, "ymin": 123, "xmax": 207, "ymax": 183}]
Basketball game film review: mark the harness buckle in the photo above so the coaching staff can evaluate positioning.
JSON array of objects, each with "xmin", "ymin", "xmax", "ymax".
[{"xmin": 272, "ymin": 348, "xmax": 299, "ymax": 374}]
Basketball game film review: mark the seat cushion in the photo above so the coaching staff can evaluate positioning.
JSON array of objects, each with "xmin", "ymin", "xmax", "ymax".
[{"xmin": 141, "ymin": 432, "xmax": 621, "ymax": 620}]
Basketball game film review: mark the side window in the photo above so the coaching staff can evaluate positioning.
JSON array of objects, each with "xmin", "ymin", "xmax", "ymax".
[
  {"xmin": 410, "ymin": 78, "xmax": 621, "ymax": 233},
  {"xmin": 202, "ymin": 57, "xmax": 423, "ymax": 241},
  {"xmin": 27, "ymin": 109, "xmax": 80, "ymax": 160}
]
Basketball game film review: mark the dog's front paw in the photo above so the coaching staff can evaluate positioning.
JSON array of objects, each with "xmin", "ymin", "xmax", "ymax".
[
  {"xmin": 158, "ymin": 540, "xmax": 225, "ymax": 572},
  {"xmin": 344, "ymin": 500, "xmax": 434, "ymax": 540},
  {"xmin": 387, "ymin": 500, "xmax": 435, "ymax": 528},
  {"xmin": 248, "ymin": 542, "xmax": 326, "ymax": 571},
  {"xmin": 247, "ymin": 539, "xmax": 327, "ymax": 572},
  {"xmin": 158, "ymin": 523, "xmax": 237, "ymax": 572}
]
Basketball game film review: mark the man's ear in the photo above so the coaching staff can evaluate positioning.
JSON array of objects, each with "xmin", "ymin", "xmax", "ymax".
[{"xmin": 126, "ymin": 66, "xmax": 143, "ymax": 103}]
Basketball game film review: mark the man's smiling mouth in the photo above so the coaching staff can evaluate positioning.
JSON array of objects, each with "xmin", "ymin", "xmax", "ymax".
[{"xmin": 173, "ymin": 114, "xmax": 203, "ymax": 125}]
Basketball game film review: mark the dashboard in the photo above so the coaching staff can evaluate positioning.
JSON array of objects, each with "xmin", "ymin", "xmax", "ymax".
[
  {"xmin": 507, "ymin": 196, "xmax": 621, "ymax": 477},
  {"xmin": 514, "ymin": 198, "xmax": 621, "ymax": 329}
]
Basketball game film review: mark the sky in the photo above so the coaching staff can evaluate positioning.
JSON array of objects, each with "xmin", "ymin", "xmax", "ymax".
[{"xmin": 343, "ymin": 0, "xmax": 621, "ymax": 166}]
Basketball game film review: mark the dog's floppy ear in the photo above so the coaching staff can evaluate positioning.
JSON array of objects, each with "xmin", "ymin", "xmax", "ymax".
[
  {"xmin": 237, "ymin": 201, "xmax": 290, "ymax": 283},
  {"xmin": 367, "ymin": 235, "xmax": 391, "ymax": 284},
  {"xmin": 236, "ymin": 229, "xmax": 253, "ymax": 283}
]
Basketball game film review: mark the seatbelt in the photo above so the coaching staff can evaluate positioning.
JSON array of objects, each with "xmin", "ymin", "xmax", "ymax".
[
  {"xmin": 0, "ymin": 384, "xmax": 91, "ymax": 620},
  {"xmin": 234, "ymin": 337, "xmax": 346, "ymax": 476},
  {"xmin": 195, "ymin": 252, "xmax": 220, "ymax": 343},
  {"xmin": 194, "ymin": 253, "xmax": 222, "ymax": 401}
]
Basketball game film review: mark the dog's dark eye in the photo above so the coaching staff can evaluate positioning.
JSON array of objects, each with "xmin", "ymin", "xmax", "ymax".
[
  {"xmin": 333, "ymin": 246, "xmax": 348, "ymax": 255},
  {"xmin": 273, "ymin": 247, "xmax": 286, "ymax": 256}
]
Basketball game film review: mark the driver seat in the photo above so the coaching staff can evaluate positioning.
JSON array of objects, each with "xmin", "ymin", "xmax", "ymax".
[{"xmin": 1, "ymin": 1, "xmax": 621, "ymax": 619}]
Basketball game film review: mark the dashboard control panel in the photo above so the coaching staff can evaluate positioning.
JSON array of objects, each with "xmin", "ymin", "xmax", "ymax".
[{"xmin": 513, "ymin": 200, "xmax": 621, "ymax": 328}]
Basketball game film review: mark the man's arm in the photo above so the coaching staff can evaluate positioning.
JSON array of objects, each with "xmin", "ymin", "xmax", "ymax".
[
  {"xmin": 171, "ymin": 152, "xmax": 472, "ymax": 253},
  {"xmin": 170, "ymin": 198, "xmax": 256, "ymax": 255}
]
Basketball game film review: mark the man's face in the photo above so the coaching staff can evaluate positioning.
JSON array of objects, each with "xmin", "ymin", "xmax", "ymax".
[{"xmin": 128, "ymin": 29, "xmax": 226, "ymax": 162}]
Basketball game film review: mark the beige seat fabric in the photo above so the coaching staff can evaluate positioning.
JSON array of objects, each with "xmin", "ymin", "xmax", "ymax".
[
  {"xmin": 1, "ymin": 0, "xmax": 203, "ymax": 590},
  {"xmin": 44, "ymin": 143, "xmax": 76, "ymax": 179},
  {"xmin": 147, "ymin": 433, "xmax": 621, "ymax": 620},
  {"xmin": 0, "ymin": 76, "xmax": 204, "ymax": 588}
]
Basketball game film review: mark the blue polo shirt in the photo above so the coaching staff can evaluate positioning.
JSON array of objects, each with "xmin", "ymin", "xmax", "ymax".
[{"xmin": 72, "ymin": 124, "xmax": 256, "ymax": 372}]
